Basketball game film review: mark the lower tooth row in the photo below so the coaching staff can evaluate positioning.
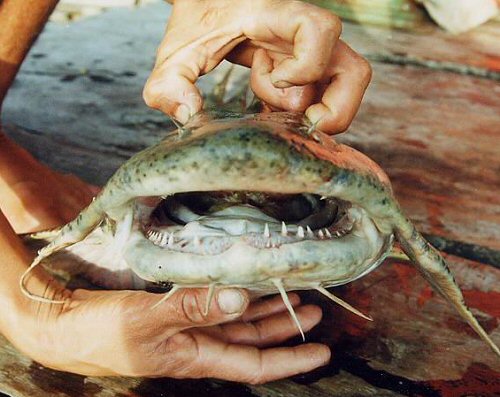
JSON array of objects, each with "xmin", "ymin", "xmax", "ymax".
[{"xmin": 146, "ymin": 223, "xmax": 345, "ymax": 248}]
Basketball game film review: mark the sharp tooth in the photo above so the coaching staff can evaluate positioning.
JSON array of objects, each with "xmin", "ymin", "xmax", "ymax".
[
  {"xmin": 318, "ymin": 229, "xmax": 324, "ymax": 239},
  {"xmin": 320, "ymin": 196, "xmax": 327, "ymax": 200},
  {"xmin": 281, "ymin": 222, "xmax": 287, "ymax": 236},
  {"xmin": 264, "ymin": 223, "xmax": 270, "ymax": 238},
  {"xmin": 335, "ymin": 231, "xmax": 342, "ymax": 237},
  {"xmin": 151, "ymin": 231, "xmax": 160, "ymax": 243},
  {"xmin": 266, "ymin": 240, "xmax": 272, "ymax": 248},
  {"xmin": 193, "ymin": 235, "xmax": 201, "ymax": 247},
  {"xmin": 168, "ymin": 234, "xmax": 174, "ymax": 246},
  {"xmin": 297, "ymin": 226, "xmax": 305, "ymax": 238},
  {"xmin": 325, "ymin": 229, "xmax": 332, "ymax": 238},
  {"xmin": 306, "ymin": 226, "xmax": 314, "ymax": 237}
]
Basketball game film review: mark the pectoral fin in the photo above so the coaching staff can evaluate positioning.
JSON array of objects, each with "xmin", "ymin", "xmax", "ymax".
[{"xmin": 396, "ymin": 224, "xmax": 500, "ymax": 357}]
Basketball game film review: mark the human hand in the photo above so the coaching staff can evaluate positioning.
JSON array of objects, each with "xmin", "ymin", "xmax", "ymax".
[
  {"xmin": 12, "ymin": 284, "xmax": 329, "ymax": 383},
  {"xmin": 144, "ymin": 0, "xmax": 372, "ymax": 134},
  {"xmin": 0, "ymin": 131, "xmax": 98, "ymax": 234}
]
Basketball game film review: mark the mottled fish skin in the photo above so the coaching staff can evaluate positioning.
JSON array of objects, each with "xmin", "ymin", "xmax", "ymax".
[{"xmin": 26, "ymin": 111, "xmax": 499, "ymax": 356}]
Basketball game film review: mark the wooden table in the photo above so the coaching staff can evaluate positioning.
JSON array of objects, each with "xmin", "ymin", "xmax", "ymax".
[{"xmin": 1, "ymin": 3, "xmax": 499, "ymax": 396}]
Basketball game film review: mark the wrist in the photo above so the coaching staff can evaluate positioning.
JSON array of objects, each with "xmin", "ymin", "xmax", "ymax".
[{"xmin": 0, "ymin": 211, "xmax": 69, "ymax": 360}]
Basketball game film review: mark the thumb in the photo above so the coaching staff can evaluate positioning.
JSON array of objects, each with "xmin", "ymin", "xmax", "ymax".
[{"xmin": 155, "ymin": 287, "xmax": 250, "ymax": 329}]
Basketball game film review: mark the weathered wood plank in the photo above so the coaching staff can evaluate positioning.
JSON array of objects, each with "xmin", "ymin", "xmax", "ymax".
[
  {"xmin": 343, "ymin": 18, "xmax": 500, "ymax": 77},
  {"xmin": 308, "ymin": 254, "xmax": 500, "ymax": 378},
  {"xmin": 293, "ymin": 254, "xmax": 500, "ymax": 396}
]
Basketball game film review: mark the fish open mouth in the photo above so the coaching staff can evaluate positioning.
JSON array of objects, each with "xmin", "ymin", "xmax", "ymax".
[
  {"xmin": 141, "ymin": 192, "xmax": 355, "ymax": 254},
  {"xmin": 124, "ymin": 189, "xmax": 392, "ymax": 292}
]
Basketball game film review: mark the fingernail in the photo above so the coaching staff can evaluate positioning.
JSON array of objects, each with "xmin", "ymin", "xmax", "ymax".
[
  {"xmin": 217, "ymin": 289, "xmax": 245, "ymax": 314},
  {"xmin": 175, "ymin": 104, "xmax": 191, "ymax": 124}
]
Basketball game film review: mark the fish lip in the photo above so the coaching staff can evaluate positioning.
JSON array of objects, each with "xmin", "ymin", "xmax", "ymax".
[
  {"xmin": 123, "ymin": 207, "xmax": 393, "ymax": 290},
  {"xmin": 320, "ymin": 233, "xmax": 394, "ymax": 289}
]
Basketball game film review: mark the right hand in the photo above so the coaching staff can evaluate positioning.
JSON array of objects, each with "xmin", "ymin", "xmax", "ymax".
[{"xmin": 12, "ymin": 284, "xmax": 330, "ymax": 383}]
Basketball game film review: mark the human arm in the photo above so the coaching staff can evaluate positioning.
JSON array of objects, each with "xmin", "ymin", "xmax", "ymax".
[
  {"xmin": 144, "ymin": 0, "xmax": 372, "ymax": 134},
  {"xmin": 0, "ymin": 0, "xmax": 59, "ymax": 109}
]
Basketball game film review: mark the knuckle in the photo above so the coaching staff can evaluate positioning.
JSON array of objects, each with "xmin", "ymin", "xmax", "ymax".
[
  {"xmin": 142, "ymin": 81, "xmax": 161, "ymax": 109},
  {"xmin": 159, "ymin": 333, "xmax": 202, "ymax": 377},
  {"xmin": 248, "ymin": 376, "xmax": 266, "ymax": 385},
  {"xmin": 247, "ymin": 366, "xmax": 278, "ymax": 385},
  {"xmin": 306, "ymin": 65, "xmax": 326, "ymax": 82},
  {"xmin": 335, "ymin": 116, "xmax": 351, "ymax": 133},
  {"xmin": 315, "ymin": 11, "xmax": 342, "ymax": 37},
  {"xmin": 180, "ymin": 292, "xmax": 206, "ymax": 324},
  {"xmin": 246, "ymin": 370, "xmax": 267, "ymax": 385},
  {"xmin": 323, "ymin": 108, "xmax": 351, "ymax": 134},
  {"xmin": 166, "ymin": 333, "xmax": 200, "ymax": 363},
  {"xmin": 244, "ymin": 350, "xmax": 267, "ymax": 384},
  {"xmin": 356, "ymin": 57, "xmax": 373, "ymax": 83}
]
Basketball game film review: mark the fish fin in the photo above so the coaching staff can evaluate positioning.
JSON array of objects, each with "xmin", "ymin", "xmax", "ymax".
[
  {"xmin": 397, "ymin": 227, "xmax": 500, "ymax": 357},
  {"xmin": 28, "ymin": 227, "xmax": 63, "ymax": 241},
  {"xmin": 272, "ymin": 279, "xmax": 305, "ymax": 341},
  {"xmin": 315, "ymin": 285, "xmax": 373, "ymax": 321},
  {"xmin": 387, "ymin": 245, "xmax": 411, "ymax": 262}
]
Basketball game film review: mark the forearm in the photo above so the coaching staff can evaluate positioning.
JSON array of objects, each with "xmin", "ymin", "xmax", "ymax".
[
  {"xmin": 0, "ymin": 134, "xmax": 48, "ymax": 232},
  {"xmin": 0, "ymin": 209, "xmax": 68, "ymax": 361},
  {"xmin": 0, "ymin": 0, "xmax": 59, "ymax": 109},
  {"xmin": 0, "ymin": 209, "xmax": 33, "ymax": 337}
]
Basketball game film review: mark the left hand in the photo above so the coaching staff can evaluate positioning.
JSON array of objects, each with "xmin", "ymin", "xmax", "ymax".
[{"xmin": 144, "ymin": 0, "xmax": 372, "ymax": 135}]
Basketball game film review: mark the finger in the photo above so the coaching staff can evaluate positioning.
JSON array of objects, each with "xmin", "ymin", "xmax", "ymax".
[
  {"xmin": 75, "ymin": 287, "xmax": 250, "ymax": 332},
  {"xmin": 150, "ymin": 287, "xmax": 250, "ymax": 329},
  {"xmin": 203, "ymin": 304, "xmax": 322, "ymax": 348},
  {"xmin": 242, "ymin": 292, "xmax": 300, "ymax": 322},
  {"xmin": 306, "ymin": 41, "xmax": 372, "ymax": 135},
  {"xmin": 267, "ymin": 5, "xmax": 341, "ymax": 88},
  {"xmin": 250, "ymin": 49, "xmax": 315, "ymax": 112},
  {"xmin": 171, "ymin": 332, "xmax": 331, "ymax": 383},
  {"xmin": 143, "ymin": 56, "xmax": 203, "ymax": 123}
]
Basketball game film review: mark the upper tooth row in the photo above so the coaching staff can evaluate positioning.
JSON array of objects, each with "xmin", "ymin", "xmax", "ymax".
[
  {"xmin": 285, "ymin": 223, "xmax": 342, "ymax": 239},
  {"xmin": 146, "ymin": 222, "xmax": 343, "ymax": 246}
]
